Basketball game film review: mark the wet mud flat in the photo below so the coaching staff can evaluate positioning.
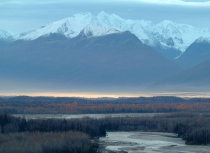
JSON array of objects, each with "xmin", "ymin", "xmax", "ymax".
[{"xmin": 99, "ymin": 132, "xmax": 210, "ymax": 153}]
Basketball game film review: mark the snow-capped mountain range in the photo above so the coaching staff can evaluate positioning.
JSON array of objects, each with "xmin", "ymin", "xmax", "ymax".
[{"xmin": 1, "ymin": 11, "xmax": 210, "ymax": 53}]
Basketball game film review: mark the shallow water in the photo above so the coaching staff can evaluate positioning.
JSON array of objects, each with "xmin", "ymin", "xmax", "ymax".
[
  {"xmin": 13, "ymin": 113, "xmax": 159, "ymax": 120},
  {"xmin": 100, "ymin": 132, "xmax": 210, "ymax": 153}
]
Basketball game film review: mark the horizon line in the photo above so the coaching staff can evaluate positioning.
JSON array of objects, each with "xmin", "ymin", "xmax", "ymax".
[{"xmin": 1, "ymin": 91, "xmax": 210, "ymax": 98}]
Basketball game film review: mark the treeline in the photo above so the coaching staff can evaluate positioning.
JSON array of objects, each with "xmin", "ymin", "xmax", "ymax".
[
  {"xmin": 0, "ymin": 96, "xmax": 210, "ymax": 114},
  {"xmin": 0, "ymin": 131, "xmax": 95, "ymax": 153},
  {"xmin": 0, "ymin": 113, "xmax": 105, "ymax": 137},
  {"xmin": 3, "ymin": 96, "xmax": 210, "ymax": 105},
  {"xmin": 0, "ymin": 113, "xmax": 98, "ymax": 153},
  {"xmin": 0, "ymin": 113, "xmax": 210, "ymax": 145}
]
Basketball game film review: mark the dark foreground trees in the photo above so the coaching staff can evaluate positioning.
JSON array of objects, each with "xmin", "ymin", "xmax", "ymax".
[
  {"xmin": 0, "ymin": 114, "xmax": 99, "ymax": 153},
  {"xmin": 0, "ymin": 131, "xmax": 95, "ymax": 153}
]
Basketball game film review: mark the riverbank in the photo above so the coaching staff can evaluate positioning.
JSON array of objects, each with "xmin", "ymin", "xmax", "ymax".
[{"xmin": 99, "ymin": 132, "xmax": 210, "ymax": 153}]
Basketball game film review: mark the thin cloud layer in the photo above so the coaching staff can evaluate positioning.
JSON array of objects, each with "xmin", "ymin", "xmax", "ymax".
[
  {"xmin": 132, "ymin": 0, "xmax": 210, "ymax": 6},
  {"xmin": 1, "ymin": 0, "xmax": 210, "ymax": 6}
]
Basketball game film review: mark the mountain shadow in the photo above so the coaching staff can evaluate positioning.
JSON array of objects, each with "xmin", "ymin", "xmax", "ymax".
[
  {"xmin": 175, "ymin": 37, "xmax": 210, "ymax": 69},
  {"xmin": 0, "ymin": 31, "xmax": 182, "ymax": 90}
]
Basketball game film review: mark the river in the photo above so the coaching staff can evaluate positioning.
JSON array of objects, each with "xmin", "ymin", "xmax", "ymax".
[{"xmin": 99, "ymin": 132, "xmax": 210, "ymax": 153}]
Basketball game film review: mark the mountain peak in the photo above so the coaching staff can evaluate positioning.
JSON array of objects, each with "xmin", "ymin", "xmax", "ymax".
[
  {"xmin": 72, "ymin": 12, "xmax": 93, "ymax": 21},
  {"xmin": 16, "ymin": 12, "xmax": 210, "ymax": 57},
  {"xmin": 97, "ymin": 11, "xmax": 109, "ymax": 17},
  {"xmin": 159, "ymin": 20, "xmax": 175, "ymax": 27},
  {"xmin": 98, "ymin": 11, "xmax": 124, "ymax": 19},
  {"xmin": 97, "ymin": 11, "xmax": 111, "ymax": 22},
  {"xmin": 195, "ymin": 37, "xmax": 210, "ymax": 44},
  {"xmin": 0, "ymin": 29, "xmax": 15, "ymax": 40}
]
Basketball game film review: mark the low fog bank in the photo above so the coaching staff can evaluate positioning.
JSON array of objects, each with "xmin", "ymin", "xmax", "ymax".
[{"xmin": 1, "ymin": 79, "xmax": 210, "ymax": 98}]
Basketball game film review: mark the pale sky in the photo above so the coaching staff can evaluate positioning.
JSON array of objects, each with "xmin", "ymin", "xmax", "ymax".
[{"xmin": 1, "ymin": 0, "xmax": 210, "ymax": 34}]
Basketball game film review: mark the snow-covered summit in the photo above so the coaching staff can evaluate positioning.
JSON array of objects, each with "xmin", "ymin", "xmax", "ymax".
[
  {"xmin": 0, "ymin": 29, "xmax": 15, "ymax": 41},
  {"xmin": 18, "ymin": 12, "xmax": 121, "ymax": 40},
  {"xmin": 18, "ymin": 12, "xmax": 92, "ymax": 40},
  {"xmin": 195, "ymin": 37, "xmax": 210, "ymax": 44},
  {"xmin": 17, "ymin": 11, "xmax": 210, "ymax": 52}
]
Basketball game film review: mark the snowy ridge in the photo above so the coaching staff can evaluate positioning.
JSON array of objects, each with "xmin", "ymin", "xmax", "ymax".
[
  {"xmin": 0, "ymin": 29, "xmax": 15, "ymax": 40},
  {"xmin": 195, "ymin": 37, "xmax": 210, "ymax": 44},
  {"xmin": 17, "ymin": 11, "xmax": 210, "ymax": 52},
  {"xmin": 18, "ymin": 12, "xmax": 120, "ymax": 40}
]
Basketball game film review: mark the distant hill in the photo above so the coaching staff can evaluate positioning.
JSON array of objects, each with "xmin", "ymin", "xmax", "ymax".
[
  {"xmin": 159, "ymin": 59, "xmax": 210, "ymax": 87},
  {"xmin": 0, "ymin": 31, "xmax": 182, "ymax": 90},
  {"xmin": 175, "ymin": 37, "xmax": 210, "ymax": 69}
]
